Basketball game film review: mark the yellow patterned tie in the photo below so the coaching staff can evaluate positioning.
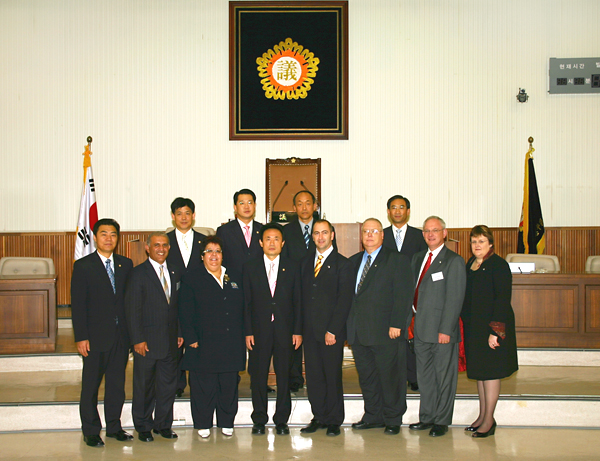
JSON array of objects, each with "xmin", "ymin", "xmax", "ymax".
[
  {"xmin": 160, "ymin": 265, "xmax": 170, "ymax": 303},
  {"xmin": 314, "ymin": 255, "xmax": 323, "ymax": 277}
]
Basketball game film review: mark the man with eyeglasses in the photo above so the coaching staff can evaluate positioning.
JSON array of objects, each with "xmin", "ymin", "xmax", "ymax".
[
  {"xmin": 383, "ymin": 195, "xmax": 427, "ymax": 392},
  {"xmin": 347, "ymin": 218, "xmax": 414, "ymax": 435},
  {"xmin": 408, "ymin": 216, "xmax": 466, "ymax": 438}
]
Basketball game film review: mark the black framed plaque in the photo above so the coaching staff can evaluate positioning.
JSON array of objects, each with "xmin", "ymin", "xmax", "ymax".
[{"xmin": 229, "ymin": 1, "xmax": 348, "ymax": 140}]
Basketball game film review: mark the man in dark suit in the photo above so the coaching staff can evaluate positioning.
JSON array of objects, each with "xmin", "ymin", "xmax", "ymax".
[
  {"xmin": 125, "ymin": 232, "xmax": 182, "ymax": 442},
  {"xmin": 166, "ymin": 197, "xmax": 206, "ymax": 397},
  {"xmin": 348, "ymin": 218, "xmax": 414, "ymax": 435},
  {"xmin": 282, "ymin": 190, "xmax": 318, "ymax": 392},
  {"xmin": 217, "ymin": 189, "xmax": 263, "ymax": 275},
  {"xmin": 408, "ymin": 216, "xmax": 466, "ymax": 437},
  {"xmin": 71, "ymin": 218, "xmax": 134, "ymax": 447},
  {"xmin": 382, "ymin": 195, "xmax": 427, "ymax": 392},
  {"xmin": 299, "ymin": 219, "xmax": 354, "ymax": 437},
  {"xmin": 244, "ymin": 223, "xmax": 302, "ymax": 436}
]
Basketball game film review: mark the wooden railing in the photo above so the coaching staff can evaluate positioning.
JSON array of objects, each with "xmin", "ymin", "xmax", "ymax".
[{"xmin": 1, "ymin": 227, "xmax": 599, "ymax": 314}]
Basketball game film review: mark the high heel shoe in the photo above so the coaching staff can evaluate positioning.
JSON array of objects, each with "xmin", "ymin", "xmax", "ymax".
[
  {"xmin": 472, "ymin": 420, "xmax": 496, "ymax": 438},
  {"xmin": 464, "ymin": 425, "xmax": 479, "ymax": 432}
]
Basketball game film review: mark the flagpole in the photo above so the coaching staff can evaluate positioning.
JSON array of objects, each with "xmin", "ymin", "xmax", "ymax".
[{"xmin": 528, "ymin": 136, "xmax": 534, "ymax": 156}]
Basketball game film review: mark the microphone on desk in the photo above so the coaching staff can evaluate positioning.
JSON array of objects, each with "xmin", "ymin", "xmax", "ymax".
[{"xmin": 270, "ymin": 180, "xmax": 288, "ymax": 222}]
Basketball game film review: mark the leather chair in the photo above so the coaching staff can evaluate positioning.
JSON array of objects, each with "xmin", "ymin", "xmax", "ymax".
[
  {"xmin": 505, "ymin": 253, "xmax": 560, "ymax": 273},
  {"xmin": 585, "ymin": 256, "xmax": 600, "ymax": 273},
  {"xmin": 0, "ymin": 257, "xmax": 55, "ymax": 276}
]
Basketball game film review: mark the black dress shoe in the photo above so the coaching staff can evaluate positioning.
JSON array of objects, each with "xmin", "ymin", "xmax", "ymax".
[
  {"xmin": 153, "ymin": 428, "xmax": 178, "ymax": 439},
  {"xmin": 289, "ymin": 383, "xmax": 303, "ymax": 393},
  {"xmin": 352, "ymin": 420, "xmax": 386, "ymax": 430},
  {"xmin": 409, "ymin": 382, "xmax": 419, "ymax": 391},
  {"xmin": 409, "ymin": 422, "xmax": 434, "ymax": 431},
  {"xmin": 267, "ymin": 386, "xmax": 276, "ymax": 393},
  {"xmin": 106, "ymin": 430, "xmax": 133, "ymax": 441},
  {"xmin": 472, "ymin": 420, "xmax": 496, "ymax": 438},
  {"xmin": 300, "ymin": 420, "xmax": 327, "ymax": 433},
  {"xmin": 138, "ymin": 431, "xmax": 154, "ymax": 442},
  {"xmin": 429, "ymin": 425, "xmax": 448, "ymax": 437},
  {"xmin": 83, "ymin": 434, "xmax": 104, "ymax": 447},
  {"xmin": 175, "ymin": 388, "xmax": 184, "ymax": 398},
  {"xmin": 464, "ymin": 425, "xmax": 479, "ymax": 432},
  {"xmin": 251, "ymin": 424, "xmax": 266, "ymax": 435},
  {"xmin": 326, "ymin": 425, "xmax": 341, "ymax": 436},
  {"xmin": 384, "ymin": 425, "xmax": 401, "ymax": 435},
  {"xmin": 276, "ymin": 423, "xmax": 290, "ymax": 435}
]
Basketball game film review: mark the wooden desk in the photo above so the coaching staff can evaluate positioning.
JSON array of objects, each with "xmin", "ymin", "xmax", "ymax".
[
  {"xmin": 513, "ymin": 273, "xmax": 600, "ymax": 348},
  {"xmin": 0, "ymin": 274, "xmax": 57, "ymax": 354}
]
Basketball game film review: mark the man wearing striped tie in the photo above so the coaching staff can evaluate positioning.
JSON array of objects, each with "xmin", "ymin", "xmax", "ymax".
[
  {"xmin": 347, "ymin": 218, "xmax": 414, "ymax": 435},
  {"xmin": 299, "ymin": 219, "xmax": 354, "ymax": 437},
  {"xmin": 125, "ymin": 232, "xmax": 182, "ymax": 442}
]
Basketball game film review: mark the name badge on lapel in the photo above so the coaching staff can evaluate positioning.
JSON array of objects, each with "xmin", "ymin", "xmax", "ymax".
[
  {"xmin": 231, "ymin": 282, "xmax": 239, "ymax": 289},
  {"xmin": 431, "ymin": 272, "xmax": 444, "ymax": 282}
]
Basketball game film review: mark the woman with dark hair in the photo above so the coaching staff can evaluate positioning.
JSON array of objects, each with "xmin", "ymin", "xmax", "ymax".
[
  {"xmin": 461, "ymin": 225, "xmax": 518, "ymax": 438},
  {"xmin": 179, "ymin": 235, "xmax": 246, "ymax": 438}
]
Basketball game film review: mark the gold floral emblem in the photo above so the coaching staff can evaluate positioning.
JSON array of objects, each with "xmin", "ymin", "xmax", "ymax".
[{"xmin": 256, "ymin": 38, "xmax": 319, "ymax": 100}]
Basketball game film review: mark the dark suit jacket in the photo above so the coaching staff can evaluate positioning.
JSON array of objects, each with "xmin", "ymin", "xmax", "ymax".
[
  {"xmin": 347, "ymin": 246, "xmax": 414, "ymax": 346},
  {"xmin": 216, "ymin": 220, "xmax": 263, "ymax": 275},
  {"xmin": 383, "ymin": 225, "xmax": 427, "ymax": 259},
  {"xmin": 125, "ymin": 259, "xmax": 181, "ymax": 360},
  {"xmin": 411, "ymin": 245, "xmax": 466, "ymax": 344},
  {"xmin": 300, "ymin": 249, "xmax": 354, "ymax": 342},
  {"xmin": 179, "ymin": 267, "xmax": 246, "ymax": 373},
  {"xmin": 243, "ymin": 255, "xmax": 302, "ymax": 347},
  {"xmin": 71, "ymin": 251, "xmax": 133, "ymax": 352},
  {"xmin": 166, "ymin": 229, "xmax": 206, "ymax": 274}
]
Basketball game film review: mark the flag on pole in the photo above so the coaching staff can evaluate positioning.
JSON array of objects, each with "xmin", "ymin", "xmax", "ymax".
[
  {"xmin": 74, "ymin": 144, "xmax": 98, "ymax": 260},
  {"xmin": 517, "ymin": 145, "xmax": 545, "ymax": 254}
]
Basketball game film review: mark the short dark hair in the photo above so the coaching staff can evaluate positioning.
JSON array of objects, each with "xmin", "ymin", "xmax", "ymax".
[
  {"xmin": 260, "ymin": 222, "xmax": 284, "ymax": 241},
  {"xmin": 313, "ymin": 218, "xmax": 333, "ymax": 233},
  {"xmin": 170, "ymin": 197, "xmax": 195, "ymax": 214},
  {"xmin": 470, "ymin": 225, "xmax": 494, "ymax": 246},
  {"xmin": 200, "ymin": 235, "xmax": 224, "ymax": 253},
  {"xmin": 145, "ymin": 231, "xmax": 170, "ymax": 246},
  {"xmin": 386, "ymin": 195, "xmax": 411, "ymax": 210},
  {"xmin": 233, "ymin": 189, "xmax": 256, "ymax": 204},
  {"xmin": 293, "ymin": 190, "xmax": 316, "ymax": 205},
  {"xmin": 93, "ymin": 218, "xmax": 120, "ymax": 237}
]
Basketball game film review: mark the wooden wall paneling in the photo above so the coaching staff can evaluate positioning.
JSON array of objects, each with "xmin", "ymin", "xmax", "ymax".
[{"xmin": 586, "ymin": 286, "xmax": 600, "ymax": 333}]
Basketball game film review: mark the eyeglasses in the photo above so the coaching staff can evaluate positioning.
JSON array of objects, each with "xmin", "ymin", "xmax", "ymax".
[
  {"xmin": 362, "ymin": 229, "xmax": 381, "ymax": 235},
  {"xmin": 423, "ymin": 229, "xmax": 443, "ymax": 234},
  {"xmin": 203, "ymin": 249, "xmax": 222, "ymax": 254}
]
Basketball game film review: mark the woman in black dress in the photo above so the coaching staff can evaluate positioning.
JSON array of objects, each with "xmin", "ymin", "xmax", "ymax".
[
  {"xmin": 179, "ymin": 235, "xmax": 246, "ymax": 438},
  {"xmin": 461, "ymin": 225, "xmax": 518, "ymax": 438}
]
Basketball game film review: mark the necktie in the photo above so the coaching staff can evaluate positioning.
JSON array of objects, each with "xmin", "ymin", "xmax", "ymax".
[
  {"xmin": 160, "ymin": 265, "xmax": 170, "ymax": 303},
  {"xmin": 314, "ymin": 255, "xmax": 323, "ymax": 277},
  {"xmin": 105, "ymin": 259, "xmax": 116, "ymax": 294},
  {"xmin": 268, "ymin": 262, "xmax": 276, "ymax": 297},
  {"xmin": 409, "ymin": 251, "xmax": 433, "ymax": 338},
  {"xmin": 303, "ymin": 225, "xmax": 310, "ymax": 248},
  {"xmin": 395, "ymin": 228, "xmax": 403, "ymax": 251},
  {"xmin": 356, "ymin": 254, "xmax": 372, "ymax": 292},
  {"xmin": 244, "ymin": 225, "xmax": 251, "ymax": 247},
  {"xmin": 183, "ymin": 234, "xmax": 189, "ymax": 251}
]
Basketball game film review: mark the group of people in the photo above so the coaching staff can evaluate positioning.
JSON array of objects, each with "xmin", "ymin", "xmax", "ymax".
[{"xmin": 70, "ymin": 190, "xmax": 518, "ymax": 447}]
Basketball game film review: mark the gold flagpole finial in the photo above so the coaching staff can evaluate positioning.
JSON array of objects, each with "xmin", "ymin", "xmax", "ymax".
[
  {"xmin": 82, "ymin": 137, "xmax": 93, "ymax": 169},
  {"xmin": 527, "ymin": 137, "xmax": 535, "ymax": 159}
]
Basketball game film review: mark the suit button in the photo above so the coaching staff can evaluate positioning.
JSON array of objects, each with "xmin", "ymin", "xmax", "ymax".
[
  {"xmin": 226, "ymin": 328, "xmax": 229, "ymax": 331},
  {"xmin": 313, "ymin": 284, "xmax": 317, "ymax": 287},
  {"xmin": 224, "ymin": 297, "xmax": 227, "ymax": 300},
  {"xmin": 226, "ymin": 312, "xmax": 229, "ymax": 315}
]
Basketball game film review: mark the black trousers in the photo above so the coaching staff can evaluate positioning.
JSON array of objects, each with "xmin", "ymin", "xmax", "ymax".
[
  {"xmin": 289, "ymin": 344, "xmax": 305, "ymax": 387},
  {"xmin": 248, "ymin": 333, "xmax": 293, "ymax": 425},
  {"xmin": 406, "ymin": 341, "xmax": 418, "ymax": 384},
  {"xmin": 79, "ymin": 333, "xmax": 129, "ymax": 436},
  {"xmin": 352, "ymin": 337, "xmax": 407, "ymax": 426},
  {"xmin": 189, "ymin": 371, "xmax": 240, "ymax": 429},
  {"xmin": 132, "ymin": 351, "xmax": 177, "ymax": 433},
  {"xmin": 176, "ymin": 345, "xmax": 187, "ymax": 391},
  {"xmin": 303, "ymin": 332, "xmax": 345, "ymax": 425}
]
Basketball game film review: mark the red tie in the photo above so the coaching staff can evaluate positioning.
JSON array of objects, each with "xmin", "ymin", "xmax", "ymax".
[{"xmin": 409, "ymin": 251, "xmax": 433, "ymax": 339}]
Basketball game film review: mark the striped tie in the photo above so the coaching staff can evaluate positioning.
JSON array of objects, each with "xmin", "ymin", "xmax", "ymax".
[
  {"xmin": 314, "ymin": 255, "xmax": 323, "ymax": 277},
  {"xmin": 356, "ymin": 255, "xmax": 372, "ymax": 292},
  {"xmin": 105, "ymin": 259, "xmax": 116, "ymax": 294},
  {"xmin": 160, "ymin": 265, "xmax": 170, "ymax": 303},
  {"xmin": 303, "ymin": 225, "xmax": 310, "ymax": 248},
  {"xmin": 395, "ymin": 228, "xmax": 403, "ymax": 251}
]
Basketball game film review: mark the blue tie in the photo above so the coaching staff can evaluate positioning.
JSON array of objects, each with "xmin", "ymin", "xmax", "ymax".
[
  {"xmin": 105, "ymin": 259, "xmax": 116, "ymax": 294},
  {"xmin": 304, "ymin": 225, "xmax": 310, "ymax": 248}
]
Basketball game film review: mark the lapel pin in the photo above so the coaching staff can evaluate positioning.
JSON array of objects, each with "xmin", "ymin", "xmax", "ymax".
[
  {"xmin": 327, "ymin": 266, "xmax": 330, "ymax": 269},
  {"xmin": 282, "ymin": 268, "xmax": 286, "ymax": 271},
  {"xmin": 118, "ymin": 264, "xmax": 122, "ymax": 267}
]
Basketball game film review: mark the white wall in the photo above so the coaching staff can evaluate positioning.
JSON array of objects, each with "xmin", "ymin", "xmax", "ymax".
[{"xmin": 1, "ymin": 0, "xmax": 598, "ymax": 232}]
